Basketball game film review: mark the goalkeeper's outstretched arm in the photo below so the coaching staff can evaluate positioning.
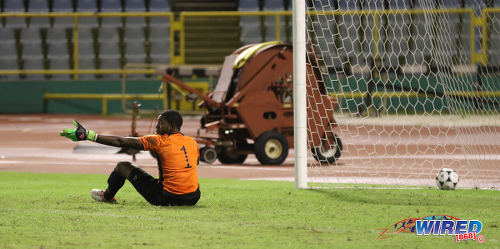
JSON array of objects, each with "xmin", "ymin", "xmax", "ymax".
[
  {"xmin": 95, "ymin": 135, "xmax": 144, "ymax": 150},
  {"xmin": 60, "ymin": 120, "xmax": 144, "ymax": 150}
]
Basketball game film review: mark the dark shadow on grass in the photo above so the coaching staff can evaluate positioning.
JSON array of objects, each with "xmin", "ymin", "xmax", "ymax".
[
  {"xmin": 307, "ymin": 188, "xmax": 433, "ymax": 207},
  {"xmin": 163, "ymin": 204, "xmax": 208, "ymax": 210},
  {"xmin": 133, "ymin": 203, "xmax": 208, "ymax": 209},
  {"xmin": 113, "ymin": 199, "xmax": 208, "ymax": 209}
]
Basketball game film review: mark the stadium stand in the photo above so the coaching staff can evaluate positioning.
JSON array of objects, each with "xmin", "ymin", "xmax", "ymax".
[
  {"xmin": 45, "ymin": 27, "xmax": 68, "ymax": 43},
  {"xmin": 4, "ymin": 0, "xmax": 25, "ymax": 11},
  {"xmin": 49, "ymin": 57, "xmax": 72, "ymax": 80},
  {"xmin": 126, "ymin": 0, "xmax": 147, "ymax": 11},
  {"xmin": 238, "ymin": 0, "xmax": 259, "ymax": 10},
  {"xmin": 148, "ymin": 26, "xmax": 169, "ymax": 41},
  {"xmin": 52, "ymin": 0, "xmax": 74, "ymax": 27},
  {"xmin": 101, "ymin": 0, "xmax": 123, "ymax": 11},
  {"xmin": 99, "ymin": 57, "xmax": 121, "ymax": 79},
  {"xmin": 0, "ymin": 58, "xmax": 19, "ymax": 80},
  {"xmin": 28, "ymin": 0, "xmax": 50, "ymax": 11},
  {"xmin": 125, "ymin": 16, "xmax": 147, "ymax": 27},
  {"xmin": 5, "ymin": 16, "xmax": 27, "ymax": 28},
  {"xmin": 149, "ymin": 16, "xmax": 170, "ymax": 28},
  {"xmin": 0, "ymin": 0, "xmax": 243, "ymax": 78},
  {"xmin": 239, "ymin": 0, "xmax": 262, "ymax": 45},
  {"xmin": 124, "ymin": 0, "xmax": 147, "ymax": 27},
  {"xmin": 27, "ymin": 0, "xmax": 51, "ymax": 27},
  {"xmin": 79, "ymin": 16, "xmax": 99, "ymax": 27},
  {"xmin": 77, "ymin": 27, "xmax": 94, "ymax": 43},
  {"xmin": 0, "ymin": 43, "xmax": 18, "ymax": 59},
  {"xmin": 388, "ymin": 0, "xmax": 410, "ymax": 9},
  {"xmin": 125, "ymin": 41, "xmax": 147, "ymax": 64},
  {"xmin": 98, "ymin": 41, "xmax": 121, "ymax": 60},
  {"xmin": 96, "ymin": 26, "xmax": 120, "ymax": 41},
  {"xmin": 96, "ymin": 27, "xmax": 120, "ymax": 42},
  {"xmin": 339, "ymin": 0, "xmax": 359, "ymax": 10},
  {"xmin": 123, "ymin": 26, "xmax": 145, "ymax": 42},
  {"xmin": 78, "ymin": 42, "xmax": 96, "ymax": 59},
  {"xmin": 149, "ymin": 1, "xmax": 171, "ymax": 28},
  {"xmin": 47, "ymin": 41, "xmax": 70, "ymax": 59},
  {"xmin": 19, "ymin": 27, "xmax": 42, "ymax": 44},
  {"xmin": 52, "ymin": 0, "xmax": 74, "ymax": 11},
  {"xmin": 0, "ymin": 31, "xmax": 19, "ymax": 79},
  {"xmin": 0, "ymin": 28, "xmax": 16, "ymax": 44},
  {"xmin": 53, "ymin": 16, "xmax": 73, "ymax": 27},
  {"xmin": 172, "ymin": 0, "xmax": 236, "ymax": 11},
  {"xmin": 20, "ymin": 27, "xmax": 46, "ymax": 80},
  {"xmin": 149, "ymin": 0, "xmax": 171, "ymax": 11},
  {"xmin": 263, "ymin": 0, "xmax": 283, "ymax": 10},
  {"xmin": 21, "ymin": 43, "xmax": 44, "ymax": 60},
  {"xmin": 263, "ymin": 13, "xmax": 286, "ymax": 42},
  {"xmin": 23, "ymin": 58, "xmax": 46, "ymax": 80},
  {"xmin": 77, "ymin": 57, "xmax": 98, "ymax": 79},
  {"xmin": 101, "ymin": 0, "xmax": 123, "ymax": 27},
  {"xmin": 124, "ymin": 41, "xmax": 147, "ymax": 79},
  {"xmin": 149, "ymin": 40, "xmax": 170, "ymax": 64},
  {"xmin": 76, "ymin": 0, "xmax": 99, "ymax": 27},
  {"xmin": 285, "ymin": 0, "xmax": 291, "ymax": 10},
  {"xmin": 76, "ymin": 0, "xmax": 97, "ymax": 11}
]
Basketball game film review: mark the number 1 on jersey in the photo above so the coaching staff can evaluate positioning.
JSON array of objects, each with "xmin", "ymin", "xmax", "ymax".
[{"xmin": 180, "ymin": 146, "xmax": 192, "ymax": 168}]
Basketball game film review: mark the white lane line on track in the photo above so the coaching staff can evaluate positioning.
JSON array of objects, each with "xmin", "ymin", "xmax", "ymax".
[
  {"xmin": 201, "ymin": 165, "xmax": 292, "ymax": 171},
  {"xmin": 241, "ymin": 177, "xmax": 500, "ymax": 189},
  {"xmin": 340, "ymin": 154, "xmax": 500, "ymax": 160},
  {"xmin": 0, "ymin": 160, "xmax": 158, "ymax": 167},
  {"xmin": 0, "ymin": 160, "xmax": 24, "ymax": 164}
]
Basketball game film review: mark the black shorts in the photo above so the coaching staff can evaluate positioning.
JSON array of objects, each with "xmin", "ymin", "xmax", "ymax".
[{"xmin": 127, "ymin": 167, "xmax": 201, "ymax": 206}]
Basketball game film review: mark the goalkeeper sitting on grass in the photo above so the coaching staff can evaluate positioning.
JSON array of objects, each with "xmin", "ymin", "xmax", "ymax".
[{"xmin": 60, "ymin": 110, "xmax": 201, "ymax": 206}]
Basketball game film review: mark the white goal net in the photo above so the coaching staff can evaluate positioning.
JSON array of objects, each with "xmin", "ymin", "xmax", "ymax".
[{"xmin": 301, "ymin": 0, "xmax": 500, "ymax": 189}]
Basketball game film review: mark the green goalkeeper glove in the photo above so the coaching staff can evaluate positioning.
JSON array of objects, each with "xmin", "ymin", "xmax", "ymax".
[{"xmin": 60, "ymin": 120, "xmax": 97, "ymax": 142}]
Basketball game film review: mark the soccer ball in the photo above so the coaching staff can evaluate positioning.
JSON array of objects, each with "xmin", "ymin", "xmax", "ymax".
[{"xmin": 435, "ymin": 168, "xmax": 459, "ymax": 190}]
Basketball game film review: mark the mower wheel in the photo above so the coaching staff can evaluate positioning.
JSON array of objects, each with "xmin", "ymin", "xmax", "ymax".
[
  {"xmin": 311, "ymin": 133, "xmax": 342, "ymax": 164},
  {"xmin": 254, "ymin": 131, "xmax": 289, "ymax": 165},
  {"xmin": 199, "ymin": 147, "xmax": 217, "ymax": 164},
  {"xmin": 216, "ymin": 147, "xmax": 248, "ymax": 164}
]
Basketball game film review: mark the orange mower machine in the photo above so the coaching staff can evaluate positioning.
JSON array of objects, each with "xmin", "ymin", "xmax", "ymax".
[{"xmin": 162, "ymin": 41, "xmax": 342, "ymax": 165}]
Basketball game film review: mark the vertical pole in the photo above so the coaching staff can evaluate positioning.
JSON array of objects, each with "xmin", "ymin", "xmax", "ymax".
[
  {"xmin": 167, "ymin": 82, "xmax": 172, "ymax": 110},
  {"xmin": 73, "ymin": 15, "xmax": 79, "ymax": 80},
  {"xmin": 275, "ymin": 14, "xmax": 280, "ymax": 41},
  {"xmin": 480, "ymin": 11, "xmax": 488, "ymax": 65},
  {"xmin": 293, "ymin": 0, "xmax": 307, "ymax": 189},
  {"xmin": 162, "ymin": 81, "xmax": 168, "ymax": 111},
  {"xmin": 179, "ymin": 14, "xmax": 185, "ymax": 64},
  {"xmin": 102, "ymin": 98, "xmax": 107, "ymax": 116}
]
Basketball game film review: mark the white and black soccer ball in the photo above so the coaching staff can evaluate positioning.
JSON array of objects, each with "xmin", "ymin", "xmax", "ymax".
[{"xmin": 435, "ymin": 168, "xmax": 459, "ymax": 190}]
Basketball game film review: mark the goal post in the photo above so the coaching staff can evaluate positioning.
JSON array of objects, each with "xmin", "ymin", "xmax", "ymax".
[
  {"xmin": 293, "ymin": 0, "xmax": 308, "ymax": 189},
  {"xmin": 294, "ymin": 0, "xmax": 500, "ymax": 189}
]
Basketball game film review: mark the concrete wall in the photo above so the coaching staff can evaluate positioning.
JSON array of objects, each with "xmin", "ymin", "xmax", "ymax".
[
  {"xmin": 1, "ymin": 76, "xmax": 498, "ymax": 114},
  {"xmin": 0, "ymin": 79, "xmax": 211, "ymax": 114}
]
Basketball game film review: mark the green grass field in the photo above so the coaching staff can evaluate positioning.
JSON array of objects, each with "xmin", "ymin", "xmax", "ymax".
[{"xmin": 0, "ymin": 172, "xmax": 498, "ymax": 249}]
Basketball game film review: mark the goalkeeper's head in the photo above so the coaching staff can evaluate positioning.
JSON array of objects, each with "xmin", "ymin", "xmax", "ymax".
[{"xmin": 157, "ymin": 110, "xmax": 183, "ymax": 135}]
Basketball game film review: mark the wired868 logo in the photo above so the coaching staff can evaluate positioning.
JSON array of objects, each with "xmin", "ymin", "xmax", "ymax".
[{"xmin": 377, "ymin": 215, "xmax": 485, "ymax": 243}]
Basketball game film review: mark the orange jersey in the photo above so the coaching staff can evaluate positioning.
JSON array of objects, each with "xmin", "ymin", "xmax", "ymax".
[{"xmin": 139, "ymin": 133, "xmax": 199, "ymax": 195}]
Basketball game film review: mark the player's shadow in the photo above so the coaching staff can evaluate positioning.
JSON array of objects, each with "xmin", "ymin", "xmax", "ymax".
[
  {"xmin": 166, "ymin": 204, "xmax": 207, "ymax": 209},
  {"xmin": 308, "ymin": 188, "xmax": 425, "ymax": 207},
  {"xmin": 119, "ymin": 200, "xmax": 208, "ymax": 209}
]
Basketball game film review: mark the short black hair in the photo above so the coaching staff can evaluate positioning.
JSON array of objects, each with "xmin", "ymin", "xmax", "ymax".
[{"xmin": 160, "ymin": 110, "xmax": 183, "ymax": 130}]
